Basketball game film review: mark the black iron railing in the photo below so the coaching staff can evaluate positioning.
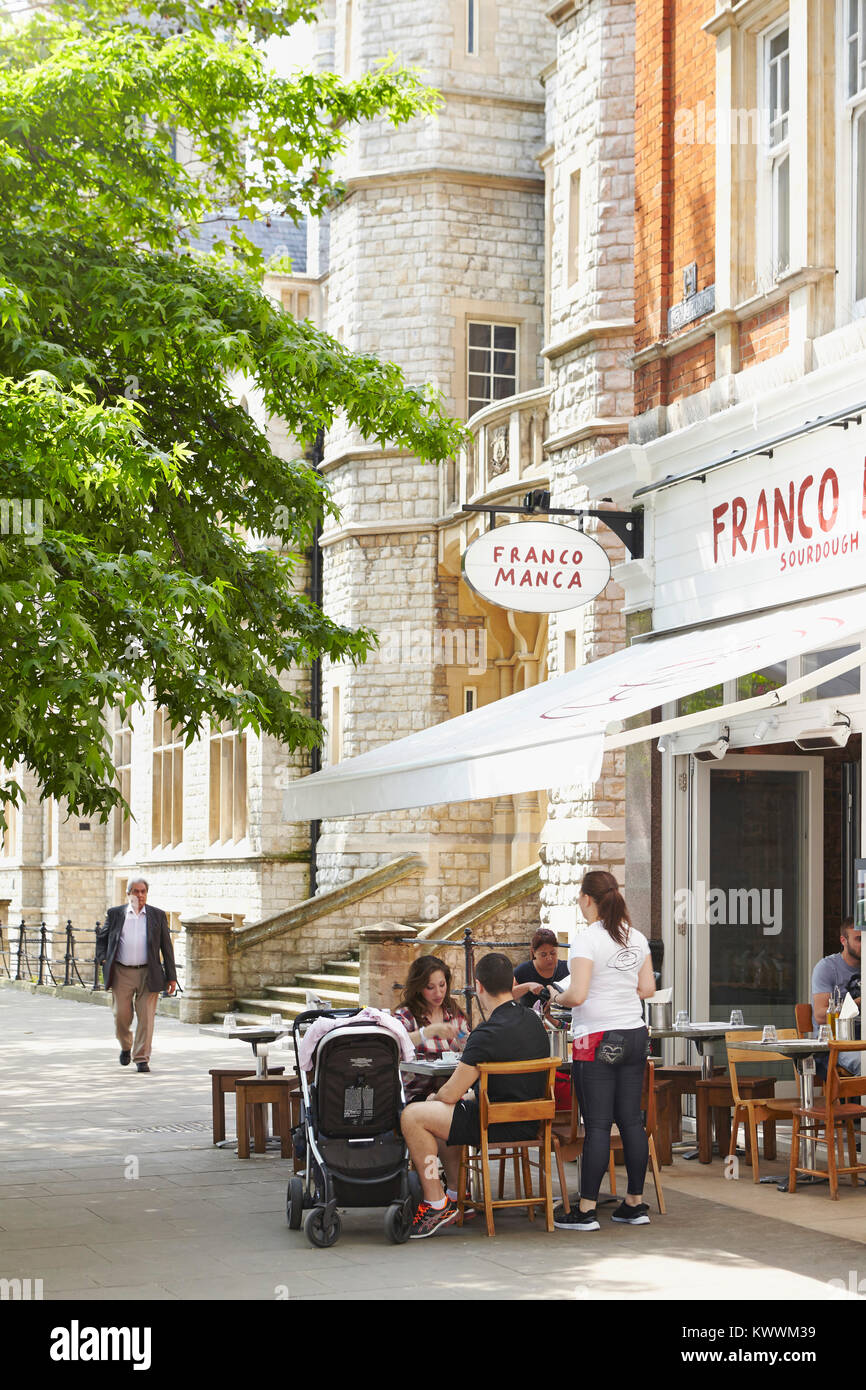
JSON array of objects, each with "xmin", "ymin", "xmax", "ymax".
[
  {"xmin": 401, "ymin": 927, "xmax": 544, "ymax": 1027},
  {"xmin": 0, "ymin": 920, "xmax": 184, "ymax": 993}
]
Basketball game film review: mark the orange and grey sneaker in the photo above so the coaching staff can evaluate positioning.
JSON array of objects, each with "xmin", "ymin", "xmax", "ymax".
[{"xmin": 409, "ymin": 1197, "xmax": 459, "ymax": 1239}]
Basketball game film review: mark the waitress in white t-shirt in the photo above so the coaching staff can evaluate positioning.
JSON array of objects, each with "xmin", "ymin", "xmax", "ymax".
[{"xmin": 553, "ymin": 870, "xmax": 656, "ymax": 1233}]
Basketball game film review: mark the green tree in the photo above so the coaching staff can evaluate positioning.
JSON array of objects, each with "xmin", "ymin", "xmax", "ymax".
[{"xmin": 0, "ymin": 0, "xmax": 464, "ymax": 821}]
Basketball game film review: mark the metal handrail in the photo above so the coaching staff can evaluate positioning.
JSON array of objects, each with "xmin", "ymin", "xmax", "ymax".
[{"xmin": 1, "ymin": 919, "xmax": 183, "ymax": 994}]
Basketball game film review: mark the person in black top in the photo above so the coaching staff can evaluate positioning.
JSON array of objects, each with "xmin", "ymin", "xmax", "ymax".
[
  {"xmin": 401, "ymin": 952, "xmax": 550, "ymax": 1239},
  {"xmin": 513, "ymin": 927, "xmax": 569, "ymax": 1006}
]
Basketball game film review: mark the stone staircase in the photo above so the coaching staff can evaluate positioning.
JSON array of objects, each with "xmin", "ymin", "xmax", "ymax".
[{"xmin": 213, "ymin": 953, "xmax": 360, "ymax": 1026}]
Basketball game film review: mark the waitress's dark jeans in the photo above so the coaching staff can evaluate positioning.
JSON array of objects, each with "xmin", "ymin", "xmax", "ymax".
[{"xmin": 573, "ymin": 1026, "xmax": 649, "ymax": 1203}]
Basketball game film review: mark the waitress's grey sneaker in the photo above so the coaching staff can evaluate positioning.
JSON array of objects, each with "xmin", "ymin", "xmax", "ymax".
[
  {"xmin": 554, "ymin": 1206, "xmax": 600, "ymax": 1231},
  {"xmin": 611, "ymin": 1200, "xmax": 650, "ymax": 1225}
]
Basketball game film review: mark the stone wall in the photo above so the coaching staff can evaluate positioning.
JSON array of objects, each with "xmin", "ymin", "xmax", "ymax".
[
  {"xmin": 357, "ymin": 889, "xmax": 543, "ymax": 1012},
  {"xmin": 315, "ymin": 0, "xmax": 553, "ymax": 920},
  {"xmin": 227, "ymin": 856, "xmax": 426, "ymax": 997},
  {"xmin": 539, "ymin": 0, "xmax": 635, "ymax": 935}
]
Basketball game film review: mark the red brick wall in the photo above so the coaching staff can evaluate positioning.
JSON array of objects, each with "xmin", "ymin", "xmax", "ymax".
[
  {"xmin": 670, "ymin": 0, "xmax": 716, "ymax": 320},
  {"xmin": 634, "ymin": 0, "xmax": 716, "ymax": 412},
  {"xmin": 738, "ymin": 302, "xmax": 790, "ymax": 370},
  {"xmin": 665, "ymin": 338, "xmax": 715, "ymax": 403}
]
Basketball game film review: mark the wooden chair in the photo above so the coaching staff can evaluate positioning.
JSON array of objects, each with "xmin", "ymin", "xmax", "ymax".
[
  {"xmin": 456, "ymin": 1058, "xmax": 565, "ymax": 1236},
  {"xmin": 551, "ymin": 1061, "xmax": 665, "ymax": 1214},
  {"xmin": 789, "ymin": 1040, "xmax": 866, "ymax": 1199},
  {"xmin": 235, "ymin": 1075, "xmax": 299, "ymax": 1159},
  {"xmin": 794, "ymin": 1003, "xmax": 813, "ymax": 1038},
  {"xmin": 725, "ymin": 1030, "xmax": 798, "ymax": 1182},
  {"xmin": 209, "ymin": 1066, "xmax": 286, "ymax": 1145}
]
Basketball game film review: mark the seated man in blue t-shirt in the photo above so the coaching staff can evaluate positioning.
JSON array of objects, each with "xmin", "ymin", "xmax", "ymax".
[{"xmin": 811, "ymin": 918, "xmax": 861, "ymax": 1074}]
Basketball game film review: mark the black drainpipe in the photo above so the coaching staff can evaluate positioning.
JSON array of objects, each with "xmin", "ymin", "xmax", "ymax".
[{"xmin": 308, "ymin": 429, "xmax": 325, "ymax": 899}]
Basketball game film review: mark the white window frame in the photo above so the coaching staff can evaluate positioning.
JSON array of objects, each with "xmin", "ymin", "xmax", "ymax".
[
  {"xmin": 152, "ymin": 708, "xmax": 184, "ymax": 851},
  {"xmin": 209, "ymin": 721, "xmax": 247, "ymax": 846},
  {"xmin": 466, "ymin": 320, "xmax": 519, "ymax": 420},
  {"xmin": 112, "ymin": 709, "xmax": 132, "ymax": 858},
  {"xmin": 757, "ymin": 18, "xmax": 791, "ymax": 283},
  {"xmin": 839, "ymin": 0, "xmax": 866, "ymax": 317}
]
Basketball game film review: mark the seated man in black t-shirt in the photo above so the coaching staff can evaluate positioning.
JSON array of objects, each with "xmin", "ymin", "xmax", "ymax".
[{"xmin": 401, "ymin": 951, "xmax": 550, "ymax": 1239}]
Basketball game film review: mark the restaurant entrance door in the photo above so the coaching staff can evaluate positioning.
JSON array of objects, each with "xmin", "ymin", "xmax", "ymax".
[{"xmin": 690, "ymin": 756, "xmax": 824, "ymax": 1031}]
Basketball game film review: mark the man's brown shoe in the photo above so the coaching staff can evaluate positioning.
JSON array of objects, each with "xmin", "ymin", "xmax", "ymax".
[
  {"xmin": 119, "ymin": 1051, "xmax": 131, "ymax": 1066},
  {"xmin": 136, "ymin": 1062, "xmax": 151, "ymax": 1073}
]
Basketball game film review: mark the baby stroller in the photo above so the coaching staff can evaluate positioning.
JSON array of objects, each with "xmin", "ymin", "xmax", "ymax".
[{"xmin": 287, "ymin": 1008, "xmax": 420, "ymax": 1248}]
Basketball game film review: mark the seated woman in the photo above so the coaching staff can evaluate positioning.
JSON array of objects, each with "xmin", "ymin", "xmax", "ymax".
[
  {"xmin": 513, "ymin": 927, "xmax": 569, "ymax": 1007},
  {"xmin": 395, "ymin": 955, "xmax": 469, "ymax": 1102}
]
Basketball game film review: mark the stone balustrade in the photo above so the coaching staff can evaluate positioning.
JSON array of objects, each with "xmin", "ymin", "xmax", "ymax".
[{"xmin": 440, "ymin": 386, "xmax": 551, "ymax": 518}]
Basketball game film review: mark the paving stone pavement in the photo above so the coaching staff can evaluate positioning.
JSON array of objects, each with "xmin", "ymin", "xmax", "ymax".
[{"xmin": 1, "ymin": 987, "xmax": 865, "ymax": 1302}]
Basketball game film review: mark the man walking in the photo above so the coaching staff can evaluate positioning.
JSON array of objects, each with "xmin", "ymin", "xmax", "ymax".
[{"xmin": 96, "ymin": 878, "xmax": 177, "ymax": 1073}]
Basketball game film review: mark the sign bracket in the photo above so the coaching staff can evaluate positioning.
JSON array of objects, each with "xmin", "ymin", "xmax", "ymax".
[{"xmin": 461, "ymin": 490, "xmax": 644, "ymax": 559}]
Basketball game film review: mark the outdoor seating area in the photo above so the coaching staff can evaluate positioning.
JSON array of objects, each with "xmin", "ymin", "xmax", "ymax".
[{"xmin": 192, "ymin": 979, "xmax": 866, "ymax": 1254}]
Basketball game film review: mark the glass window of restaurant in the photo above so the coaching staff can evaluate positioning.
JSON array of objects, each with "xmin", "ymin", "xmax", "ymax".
[{"xmin": 665, "ymin": 643, "xmax": 865, "ymax": 1048}]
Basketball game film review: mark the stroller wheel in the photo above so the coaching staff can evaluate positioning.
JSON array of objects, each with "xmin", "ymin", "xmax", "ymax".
[
  {"xmin": 305, "ymin": 1206, "xmax": 341, "ymax": 1249},
  {"xmin": 384, "ymin": 1200, "xmax": 413, "ymax": 1245},
  {"xmin": 286, "ymin": 1176, "xmax": 304, "ymax": 1231}
]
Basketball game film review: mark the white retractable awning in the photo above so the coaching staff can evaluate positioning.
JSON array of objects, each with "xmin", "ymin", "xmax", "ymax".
[{"xmin": 283, "ymin": 590, "xmax": 866, "ymax": 821}]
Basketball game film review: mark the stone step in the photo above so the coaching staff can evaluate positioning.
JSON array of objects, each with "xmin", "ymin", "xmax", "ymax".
[
  {"xmin": 266, "ymin": 980, "xmax": 359, "ymax": 1003},
  {"xmin": 289, "ymin": 972, "xmax": 360, "ymax": 993},
  {"xmin": 243, "ymin": 986, "xmax": 360, "ymax": 1013},
  {"xmin": 322, "ymin": 960, "xmax": 360, "ymax": 978}
]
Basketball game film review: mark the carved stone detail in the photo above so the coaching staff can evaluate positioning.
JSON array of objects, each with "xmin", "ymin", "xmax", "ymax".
[{"xmin": 489, "ymin": 424, "xmax": 510, "ymax": 476}]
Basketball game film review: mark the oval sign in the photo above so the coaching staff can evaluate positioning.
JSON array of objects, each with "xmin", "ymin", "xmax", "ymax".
[{"xmin": 462, "ymin": 521, "xmax": 610, "ymax": 613}]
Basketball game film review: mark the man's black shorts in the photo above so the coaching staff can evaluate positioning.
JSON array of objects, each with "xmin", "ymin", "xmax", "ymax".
[
  {"xmin": 446, "ymin": 1099, "xmax": 538, "ymax": 1147},
  {"xmin": 447, "ymin": 1098, "xmax": 482, "ymax": 1147}
]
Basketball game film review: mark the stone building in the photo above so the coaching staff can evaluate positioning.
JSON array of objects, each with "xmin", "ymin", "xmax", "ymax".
[{"xmin": 2, "ymin": 0, "xmax": 647, "ymax": 1008}]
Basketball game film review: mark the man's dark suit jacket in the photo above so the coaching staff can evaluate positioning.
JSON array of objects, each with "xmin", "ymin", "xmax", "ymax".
[{"xmin": 96, "ymin": 904, "xmax": 177, "ymax": 993}]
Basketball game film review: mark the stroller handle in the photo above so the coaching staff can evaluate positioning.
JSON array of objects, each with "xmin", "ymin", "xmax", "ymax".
[{"xmin": 291, "ymin": 1006, "xmax": 362, "ymax": 1039}]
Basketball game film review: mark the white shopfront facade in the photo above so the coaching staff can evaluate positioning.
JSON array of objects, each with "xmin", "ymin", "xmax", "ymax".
[{"xmin": 582, "ymin": 351, "xmax": 866, "ymax": 1031}]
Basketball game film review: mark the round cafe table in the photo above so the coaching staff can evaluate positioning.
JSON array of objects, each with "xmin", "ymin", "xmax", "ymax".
[
  {"xmin": 734, "ymin": 1036, "xmax": 830, "ymax": 1189},
  {"xmin": 199, "ymin": 1022, "xmax": 290, "ymax": 1074}
]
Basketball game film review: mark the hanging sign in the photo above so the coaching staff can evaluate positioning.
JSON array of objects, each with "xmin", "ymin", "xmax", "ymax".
[{"xmin": 461, "ymin": 521, "xmax": 611, "ymax": 613}]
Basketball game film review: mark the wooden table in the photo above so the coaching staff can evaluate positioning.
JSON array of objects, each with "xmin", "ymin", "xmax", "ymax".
[{"xmin": 201, "ymin": 1024, "xmax": 293, "ymax": 1150}]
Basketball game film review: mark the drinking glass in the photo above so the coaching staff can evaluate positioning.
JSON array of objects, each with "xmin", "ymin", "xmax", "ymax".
[
  {"xmin": 674, "ymin": 1010, "xmax": 689, "ymax": 1030},
  {"xmin": 729, "ymin": 1010, "xmax": 744, "ymax": 1026},
  {"xmin": 270, "ymin": 1012, "xmax": 283, "ymax": 1029},
  {"xmin": 817, "ymin": 1024, "xmax": 831, "ymax": 1043},
  {"xmin": 223, "ymin": 1011, "xmax": 237, "ymax": 1033},
  {"xmin": 761, "ymin": 1024, "xmax": 777, "ymax": 1044}
]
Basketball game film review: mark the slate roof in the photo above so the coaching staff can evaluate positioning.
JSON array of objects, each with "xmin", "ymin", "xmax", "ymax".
[{"xmin": 187, "ymin": 215, "xmax": 307, "ymax": 273}]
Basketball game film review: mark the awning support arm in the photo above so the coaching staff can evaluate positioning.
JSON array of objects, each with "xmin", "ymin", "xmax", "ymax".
[{"xmin": 603, "ymin": 647, "xmax": 864, "ymax": 752}]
